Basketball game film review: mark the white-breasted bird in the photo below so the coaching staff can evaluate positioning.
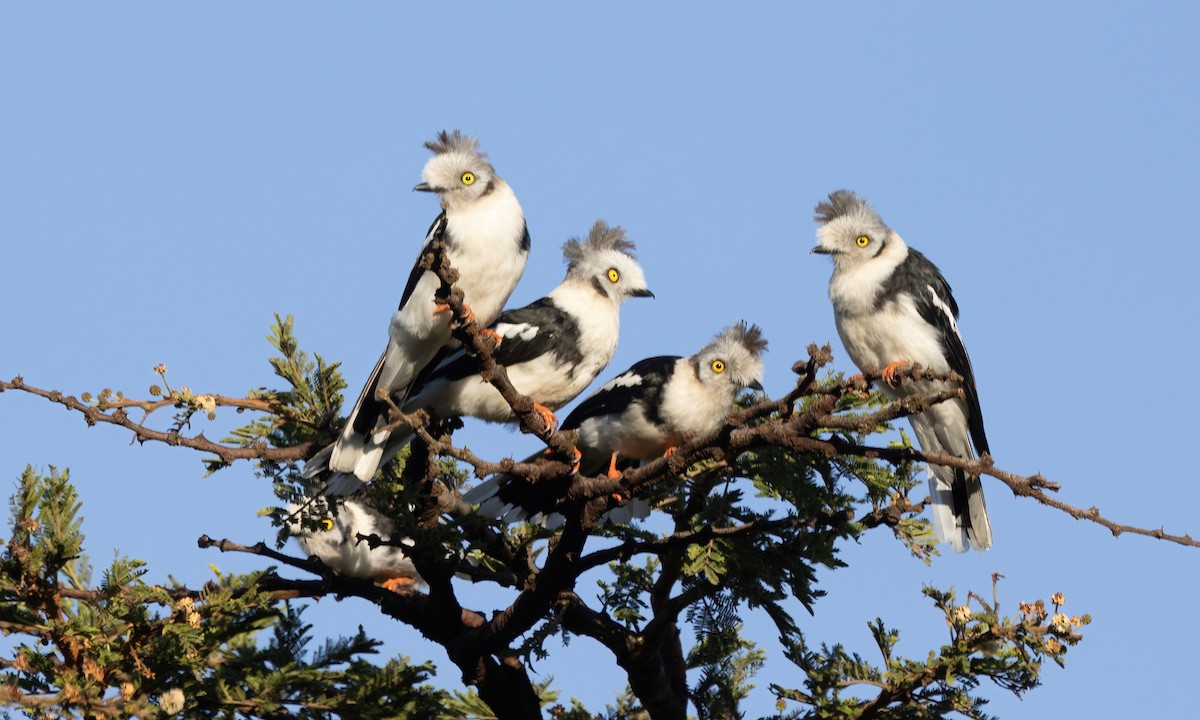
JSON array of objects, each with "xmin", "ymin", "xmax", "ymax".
[
  {"xmin": 287, "ymin": 498, "xmax": 424, "ymax": 590},
  {"xmin": 465, "ymin": 321, "xmax": 768, "ymax": 525},
  {"xmin": 313, "ymin": 220, "xmax": 654, "ymax": 496},
  {"xmin": 321, "ymin": 131, "xmax": 529, "ymax": 485},
  {"xmin": 811, "ymin": 189, "xmax": 992, "ymax": 552}
]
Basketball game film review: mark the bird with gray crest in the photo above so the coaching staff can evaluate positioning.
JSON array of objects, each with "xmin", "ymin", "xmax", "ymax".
[{"xmin": 812, "ymin": 189, "xmax": 992, "ymax": 552}]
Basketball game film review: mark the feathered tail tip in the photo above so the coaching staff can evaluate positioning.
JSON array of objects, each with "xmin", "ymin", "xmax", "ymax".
[
  {"xmin": 717, "ymin": 320, "xmax": 769, "ymax": 357},
  {"xmin": 926, "ymin": 464, "xmax": 992, "ymax": 552},
  {"xmin": 562, "ymin": 220, "xmax": 636, "ymax": 266},
  {"xmin": 814, "ymin": 189, "xmax": 873, "ymax": 225},
  {"xmin": 424, "ymin": 129, "xmax": 482, "ymax": 157}
]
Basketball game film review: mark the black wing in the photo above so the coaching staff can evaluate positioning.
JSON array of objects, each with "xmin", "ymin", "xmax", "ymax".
[
  {"xmin": 420, "ymin": 298, "xmax": 584, "ymax": 385},
  {"xmin": 561, "ymin": 355, "xmax": 681, "ymax": 431},
  {"xmin": 898, "ymin": 249, "xmax": 989, "ymax": 455},
  {"xmin": 342, "ymin": 213, "xmax": 449, "ymax": 437},
  {"xmin": 395, "ymin": 211, "xmax": 447, "ymax": 312}
]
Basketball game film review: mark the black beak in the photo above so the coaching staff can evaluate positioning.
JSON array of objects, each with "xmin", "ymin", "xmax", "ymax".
[
  {"xmin": 630, "ymin": 288, "xmax": 655, "ymax": 298},
  {"xmin": 413, "ymin": 182, "xmax": 435, "ymax": 192},
  {"xmin": 748, "ymin": 379, "xmax": 765, "ymax": 392},
  {"xmin": 810, "ymin": 245, "xmax": 833, "ymax": 255}
]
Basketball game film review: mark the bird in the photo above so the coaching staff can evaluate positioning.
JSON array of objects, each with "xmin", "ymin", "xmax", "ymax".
[
  {"xmin": 313, "ymin": 220, "xmax": 654, "ymax": 496},
  {"xmin": 465, "ymin": 321, "xmax": 768, "ymax": 526},
  {"xmin": 811, "ymin": 189, "xmax": 992, "ymax": 552},
  {"xmin": 287, "ymin": 497, "xmax": 424, "ymax": 591},
  {"xmin": 320, "ymin": 130, "xmax": 530, "ymax": 485}
]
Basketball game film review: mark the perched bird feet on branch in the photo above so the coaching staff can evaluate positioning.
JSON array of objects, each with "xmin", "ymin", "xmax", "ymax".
[
  {"xmin": 881, "ymin": 360, "xmax": 911, "ymax": 387},
  {"xmin": 542, "ymin": 445, "xmax": 582, "ymax": 472},
  {"xmin": 479, "ymin": 327, "xmax": 503, "ymax": 348},
  {"xmin": 435, "ymin": 301, "xmax": 476, "ymax": 328},
  {"xmin": 533, "ymin": 403, "xmax": 557, "ymax": 431},
  {"xmin": 381, "ymin": 575, "xmax": 418, "ymax": 592}
]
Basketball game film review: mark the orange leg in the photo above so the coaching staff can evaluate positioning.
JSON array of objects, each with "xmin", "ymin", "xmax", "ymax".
[
  {"xmin": 881, "ymin": 360, "xmax": 910, "ymax": 386},
  {"xmin": 605, "ymin": 452, "xmax": 628, "ymax": 501},
  {"xmin": 380, "ymin": 576, "xmax": 416, "ymax": 592},
  {"xmin": 662, "ymin": 446, "xmax": 677, "ymax": 457},
  {"xmin": 606, "ymin": 452, "xmax": 622, "ymax": 480},
  {"xmin": 533, "ymin": 403, "xmax": 558, "ymax": 430}
]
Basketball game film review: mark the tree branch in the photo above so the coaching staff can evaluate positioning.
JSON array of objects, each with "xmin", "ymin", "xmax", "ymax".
[{"xmin": 0, "ymin": 376, "xmax": 312, "ymax": 464}]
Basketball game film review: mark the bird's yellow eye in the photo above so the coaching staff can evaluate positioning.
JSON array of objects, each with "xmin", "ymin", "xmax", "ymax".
[
  {"xmin": 856, "ymin": 235, "xmax": 870, "ymax": 247},
  {"xmin": 461, "ymin": 172, "xmax": 475, "ymax": 185},
  {"xmin": 607, "ymin": 268, "xmax": 620, "ymax": 283},
  {"xmin": 711, "ymin": 359, "xmax": 725, "ymax": 373},
  {"xmin": 319, "ymin": 518, "xmax": 335, "ymax": 532}
]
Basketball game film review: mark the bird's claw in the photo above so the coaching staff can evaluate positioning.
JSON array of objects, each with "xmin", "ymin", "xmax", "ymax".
[
  {"xmin": 881, "ymin": 360, "xmax": 910, "ymax": 387},
  {"xmin": 434, "ymin": 302, "xmax": 477, "ymax": 327},
  {"xmin": 480, "ymin": 327, "xmax": 503, "ymax": 348},
  {"xmin": 533, "ymin": 403, "xmax": 558, "ymax": 431},
  {"xmin": 542, "ymin": 446, "xmax": 582, "ymax": 473}
]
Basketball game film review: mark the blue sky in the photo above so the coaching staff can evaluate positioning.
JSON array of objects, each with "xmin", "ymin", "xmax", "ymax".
[{"xmin": 2, "ymin": 4, "xmax": 1198, "ymax": 717}]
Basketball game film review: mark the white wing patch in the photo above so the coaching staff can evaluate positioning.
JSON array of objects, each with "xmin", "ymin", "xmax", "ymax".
[
  {"xmin": 496, "ymin": 322, "xmax": 539, "ymax": 341},
  {"xmin": 600, "ymin": 372, "xmax": 643, "ymax": 391},
  {"xmin": 926, "ymin": 284, "xmax": 960, "ymax": 336}
]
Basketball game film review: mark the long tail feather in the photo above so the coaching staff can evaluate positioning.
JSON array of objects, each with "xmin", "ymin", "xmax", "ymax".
[{"xmin": 910, "ymin": 406, "xmax": 992, "ymax": 552}]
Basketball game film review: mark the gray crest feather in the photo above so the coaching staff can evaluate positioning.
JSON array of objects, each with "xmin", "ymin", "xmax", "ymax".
[
  {"xmin": 719, "ymin": 321, "xmax": 768, "ymax": 356},
  {"xmin": 424, "ymin": 129, "xmax": 482, "ymax": 157},
  {"xmin": 814, "ymin": 189, "xmax": 874, "ymax": 225},
  {"xmin": 562, "ymin": 220, "xmax": 636, "ymax": 266}
]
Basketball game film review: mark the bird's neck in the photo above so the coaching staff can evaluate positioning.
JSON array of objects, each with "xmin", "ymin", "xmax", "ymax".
[
  {"xmin": 548, "ymin": 281, "xmax": 621, "ymax": 352},
  {"xmin": 443, "ymin": 181, "xmax": 524, "ymax": 243},
  {"xmin": 829, "ymin": 234, "xmax": 909, "ymax": 316}
]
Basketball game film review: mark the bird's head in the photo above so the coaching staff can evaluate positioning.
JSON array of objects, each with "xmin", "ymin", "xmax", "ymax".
[
  {"xmin": 562, "ymin": 220, "xmax": 654, "ymax": 304},
  {"xmin": 285, "ymin": 499, "xmax": 345, "ymax": 564},
  {"xmin": 414, "ymin": 130, "xmax": 500, "ymax": 209},
  {"xmin": 811, "ymin": 189, "xmax": 894, "ymax": 270},
  {"xmin": 693, "ymin": 321, "xmax": 768, "ymax": 397}
]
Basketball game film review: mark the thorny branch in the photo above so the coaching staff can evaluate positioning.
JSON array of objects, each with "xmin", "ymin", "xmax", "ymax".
[
  {"xmin": 0, "ymin": 376, "xmax": 312, "ymax": 465},
  {"xmin": 5, "ymin": 340, "xmax": 1198, "ymax": 549}
]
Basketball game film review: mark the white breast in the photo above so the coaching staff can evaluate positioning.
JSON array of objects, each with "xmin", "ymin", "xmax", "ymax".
[{"xmin": 444, "ymin": 182, "xmax": 528, "ymax": 329}]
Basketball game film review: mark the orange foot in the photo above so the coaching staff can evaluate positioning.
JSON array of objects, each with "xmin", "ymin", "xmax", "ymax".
[
  {"xmin": 606, "ymin": 451, "xmax": 623, "ymax": 480},
  {"xmin": 533, "ymin": 403, "xmax": 558, "ymax": 430},
  {"xmin": 434, "ymin": 302, "xmax": 477, "ymax": 326},
  {"xmin": 480, "ymin": 327, "xmax": 503, "ymax": 348},
  {"xmin": 380, "ymin": 576, "xmax": 416, "ymax": 592},
  {"xmin": 662, "ymin": 446, "xmax": 677, "ymax": 458},
  {"xmin": 846, "ymin": 372, "xmax": 870, "ymax": 398},
  {"xmin": 542, "ymin": 446, "xmax": 582, "ymax": 472},
  {"xmin": 881, "ymin": 360, "xmax": 910, "ymax": 387}
]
